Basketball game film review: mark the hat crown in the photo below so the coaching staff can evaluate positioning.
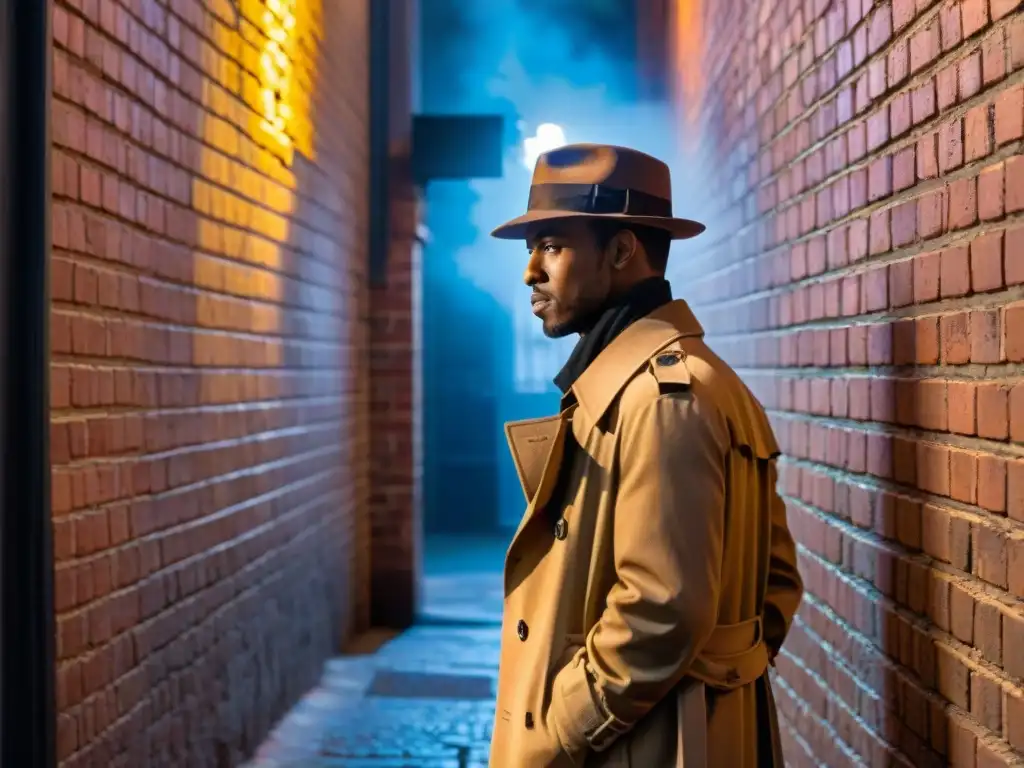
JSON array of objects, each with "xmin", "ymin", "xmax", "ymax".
[
  {"xmin": 488, "ymin": 142, "xmax": 704, "ymax": 242},
  {"xmin": 531, "ymin": 144, "xmax": 672, "ymax": 201}
]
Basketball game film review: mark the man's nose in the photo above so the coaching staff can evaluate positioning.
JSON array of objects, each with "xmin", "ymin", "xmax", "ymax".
[{"xmin": 523, "ymin": 250, "xmax": 543, "ymax": 286}]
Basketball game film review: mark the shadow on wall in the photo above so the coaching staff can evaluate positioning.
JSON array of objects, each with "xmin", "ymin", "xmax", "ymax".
[{"xmin": 420, "ymin": 0, "xmax": 686, "ymax": 533}]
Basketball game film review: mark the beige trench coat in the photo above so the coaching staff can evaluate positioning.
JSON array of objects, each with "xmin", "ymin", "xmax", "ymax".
[{"xmin": 490, "ymin": 300, "xmax": 804, "ymax": 768}]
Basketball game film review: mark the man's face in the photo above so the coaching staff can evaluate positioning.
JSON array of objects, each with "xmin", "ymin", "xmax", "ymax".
[{"xmin": 523, "ymin": 219, "xmax": 613, "ymax": 338}]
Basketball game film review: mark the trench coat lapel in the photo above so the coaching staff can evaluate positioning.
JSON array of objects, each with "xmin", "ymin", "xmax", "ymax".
[
  {"xmin": 503, "ymin": 408, "xmax": 573, "ymax": 553},
  {"xmin": 502, "ymin": 301, "xmax": 705, "ymax": 559}
]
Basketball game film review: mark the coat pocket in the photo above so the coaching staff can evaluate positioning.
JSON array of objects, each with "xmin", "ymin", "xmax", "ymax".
[
  {"xmin": 554, "ymin": 633, "xmax": 586, "ymax": 674},
  {"xmin": 552, "ymin": 636, "xmax": 632, "ymax": 768}
]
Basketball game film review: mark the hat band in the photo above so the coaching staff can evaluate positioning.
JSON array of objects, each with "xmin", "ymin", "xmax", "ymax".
[{"xmin": 527, "ymin": 183, "xmax": 672, "ymax": 218}]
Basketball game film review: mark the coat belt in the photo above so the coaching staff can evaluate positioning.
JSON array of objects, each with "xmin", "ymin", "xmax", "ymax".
[
  {"xmin": 675, "ymin": 616, "xmax": 770, "ymax": 768},
  {"xmin": 689, "ymin": 615, "xmax": 770, "ymax": 691}
]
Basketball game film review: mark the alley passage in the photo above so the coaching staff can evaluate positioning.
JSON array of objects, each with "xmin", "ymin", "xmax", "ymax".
[{"xmin": 246, "ymin": 537, "xmax": 506, "ymax": 768}]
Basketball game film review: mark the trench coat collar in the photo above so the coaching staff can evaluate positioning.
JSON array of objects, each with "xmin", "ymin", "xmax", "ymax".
[{"xmin": 565, "ymin": 299, "xmax": 704, "ymax": 434}]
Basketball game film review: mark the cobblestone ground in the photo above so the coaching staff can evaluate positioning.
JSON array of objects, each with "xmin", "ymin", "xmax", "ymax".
[{"xmin": 244, "ymin": 536, "xmax": 507, "ymax": 768}]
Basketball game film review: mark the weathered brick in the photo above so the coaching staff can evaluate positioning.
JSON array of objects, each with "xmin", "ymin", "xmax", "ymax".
[
  {"xmin": 668, "ymin": 3, "xmax": 1024, "ymax": 763},
  {"xmin": 47, "ymin": 1, "xmax": 418, "ymax": 766}
]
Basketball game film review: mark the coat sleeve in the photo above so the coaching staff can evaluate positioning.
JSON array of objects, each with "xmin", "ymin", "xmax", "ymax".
[
  {"xmin": 763, "ymin": 463, "xmax": 803, "ymax": 659},
  {"xmin": 548, "ymin": 390, "xmax": 729, "ymax": 761}
]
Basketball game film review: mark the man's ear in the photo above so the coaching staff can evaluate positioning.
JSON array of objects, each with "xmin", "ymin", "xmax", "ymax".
[{"xmin": 609, "ymin": 230, "xmax": 638, "ymax": 270}]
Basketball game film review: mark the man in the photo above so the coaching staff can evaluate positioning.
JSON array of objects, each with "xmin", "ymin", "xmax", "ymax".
[{"xmin": 488, "ymin": 144, "xmax": 803, "ymax": 767}]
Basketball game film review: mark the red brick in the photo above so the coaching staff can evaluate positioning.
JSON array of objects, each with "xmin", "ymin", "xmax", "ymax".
[
  {"xmin": 939, "ymin": 1, "xmax": 963, "ymax": 51},
  {"xmin": 894, "ymin": 320, "xmax": 917, "ymax": 364},
  {"xmin": 1005, "ymin": 610, "xmax": 1024, "ymax": 682},
  {"xmin": 868, "ymin": 323, "xmax": 893, "ymax": 364},
  {"xmin": 939, "ymin": 118, "xmax": 964, "ymax": 173},
  {"xmin": 890, "ymin": 259, "xmax": 914, "ymax": 307},
  {"xmin": 939, "ymin": 61, "xmax": 960, "ymax": 109},
  {"xmin": 950, "ymin": 583, "xmax": 976, "ymax": 644},
  {"xmin": 862, "ymin": 266, "xmax": 889, "ymax": 311},
  {"xmin": 1010, "ymin": 459, "xmax": 1024, "ymax": 522},
  {"xmin": 977, "ymin": 384, "xmax": 1010, "ymax": 440},
  {"xmin": 992, "ymin": 0, "xmax": 1019, "ymax": 19},
  {"xmin": 868, "ymin": 57, "xmax": 888, "ymax": 101},
  {"xmin": 890, "ymin": 200, "xmax": 917, "ymax": 248},
  {"xmin": 1012, "ymin": 537, "xmax": 1024, "ymax": 596},
  {"xmin": 978, "ymin": 456, "xmax": 1008, "ymax": 515},
  {"xmin": 868, "ymin": 3, "xmax": 893, "ymax": 53},
  {"xmin": 660, "ymin": 3, "xmax": 1024, "ymax": 763},
  {"xmin": 940, "ymin": 245, "xmax": 971, "ymax": 297},
  {"xmin": 893, "ymin": 146, "xmax": 917, "ymax": 191},
  {"xmin": 910, "ymin": 19, "xmax": 941, "ymax": 72},
  {"xmin": 961, "ymin": 0, "xmax": 989, "ymax": 38},
  {"xmin": 942, "ymin": 311, "xmax": 972, "ymax": 364},
  {"xmin": 45, "ymin": 1, "xmax": 414, "ymax": 765},
  {"xmin": 1013, "ymin": 13, "xmax": 1024, "ymax": 70},
  {"xmin": 1008, "ymin": 155, "xmax": 1024, "ymax": 212},
  {"xmin": 950, "ymin": 449, "xmax": 979, "ymax": 503},
  {"xmin": 917, "ymin": 131, "xmax": 940, "ymax": 178},
  {"xmin": 842, "ymin": 275, "xmax": 862, "ymax": 316},
  {"xmin": 890, "ymin": 38, "xmax": 911, "ymax": 87},
  {"xmin": 948, "ymin": 381, "xmax": 978, "ymax": 435},
  {"xmin": 948, "ymin": 718, "xmax": 978, "ymax": 766},
  {"xmin": 1012, "ymin": 384, "xmax": 1024, "ymax": 442},
  {"xmin": 916, "ymin": 317, "xmax": 940, "ymax": 364},
  {"xmin": 971, "ymin": 230, "xmax": 1004, "ymax": 292},
  {"xmin": 918, "ymin": 188, "xmax": 947, "ymax": 239},
  {"xmin": 1000, "ymin": 200, "xmax": 1024, "ymax": 263},
  {"xmin": 978, "ymin": 162, "xmax": 1006, "ymax": 221},
  {"xmin": 983, "ymin": 26, "xmax": 1008, "ymax": 84},
  {"xmin": 867, "ymin": 107, "xmax": 890, "ymax": 151},
  {"xmin": 946, "ymin": 176, "xmax": 978, "ymax": 230},
  {"xmin": 914, "ymin": 250, "xmax": 941, "ymax": 302},
  {"xmin": 995, "ymin": 84, "xmax": 1024, "ymax": 145},
  {"xmin": 971, "ymin": 309, "xmax": 1003, "ymax": 363},
  {"xmin": 848, "ymin": 218, "xmax": 869, "ymax": 261},
  {"xmin": 964, "ymin": 104, "xmax": 992, "ymax": 161},
  {"xmin": 1005, "ymin": 302, "xmax": 1024, "ymax": 362},
  {"xmin": 974, "ymin": 600, "xmax": 1003, "ymax": 665}
]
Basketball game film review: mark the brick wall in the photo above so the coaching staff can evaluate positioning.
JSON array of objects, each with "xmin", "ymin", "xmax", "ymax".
[
  {"xmin": 669, "ymin": 0, "xmax": 1024, "ymax": 765},
  {"xmin": 368, "ymin": 0, "xmax": 423, "ymax": 629},
  {"xmin": 48, "ymin": 0, "xmax": 380, "ymax": 765}
]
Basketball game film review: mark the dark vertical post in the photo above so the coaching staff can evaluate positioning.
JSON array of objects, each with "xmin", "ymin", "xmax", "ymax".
[
  {"xmin": 368, "ymin": 0, "xmax": 392, "ymax": 287},
  {"xmin": 0, "ymin": 0, "xmax": 56, "ymax": 764}
]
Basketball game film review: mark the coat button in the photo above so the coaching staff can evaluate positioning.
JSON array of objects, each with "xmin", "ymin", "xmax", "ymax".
[
  {"xmin": 517, "ymin": 619, "xmax": 529, "ymax": 641},
  {"xmin": 656, "ymin": 352, "xmax": 681, "ymax": 366},
  {"xmin": 554, "ymin": 518, "xmax": 568, "ymax": 540},
  {"xmin": 525, "ymin": 711, "xmax": 535, "ymax": 729}
]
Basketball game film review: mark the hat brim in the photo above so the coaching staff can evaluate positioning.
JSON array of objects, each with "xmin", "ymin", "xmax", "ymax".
[{"xmin": 490, "ymin": 210, "xmax": 706, "ymax": 241}]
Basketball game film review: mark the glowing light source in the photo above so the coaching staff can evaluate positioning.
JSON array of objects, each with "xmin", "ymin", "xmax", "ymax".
[
  {"xmin": 523, "ymin": 123, "xmax": 567, "ymax": 170},
  {"xmin": 259, "ymin": 0, "xmax": 297, "ymax": 149},
  {"xmin": 673, "ymin": 0, "xmax": 706, "ymax": 130}
]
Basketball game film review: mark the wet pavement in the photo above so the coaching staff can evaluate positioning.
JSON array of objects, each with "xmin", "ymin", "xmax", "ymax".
[{"xmin": 244, "ymin": 535, "xmax": 508, "ymax": 768}]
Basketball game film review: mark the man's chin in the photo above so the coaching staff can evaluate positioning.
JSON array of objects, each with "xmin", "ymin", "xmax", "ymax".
[{"xmin": 542, "ymin": 317, "xmax": 581, "ymax": 339}]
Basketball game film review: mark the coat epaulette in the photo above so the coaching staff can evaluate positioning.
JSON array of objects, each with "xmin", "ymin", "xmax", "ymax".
[{"xmin": 648, "ymin": 340, "xmax": 691, "ymax": 392}]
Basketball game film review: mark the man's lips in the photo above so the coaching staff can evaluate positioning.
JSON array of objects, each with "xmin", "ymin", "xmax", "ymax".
[{"xmin": 531, "ymin": 293, "xmax": 551, "ymax": 315}]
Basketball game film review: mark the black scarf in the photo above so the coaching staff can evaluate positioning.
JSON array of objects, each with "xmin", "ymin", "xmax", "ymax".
[{"xmin": 553, "ymin": 277, "xmax": 673, "ymax": 394}]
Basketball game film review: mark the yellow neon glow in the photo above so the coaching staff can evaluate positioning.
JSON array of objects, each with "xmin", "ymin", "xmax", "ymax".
[
  {"xmin": 673, "ymin": 0, "xmax": 705, "ymax": 129},
  {"xmin": 259, "ymin": 0, "xmax": 297, "ymax": 149}
]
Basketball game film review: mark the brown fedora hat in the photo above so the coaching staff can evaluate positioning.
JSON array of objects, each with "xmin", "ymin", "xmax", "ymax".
[{"xmin": 491, "ymin": 143, "xmax": 706, "ymax": 241}]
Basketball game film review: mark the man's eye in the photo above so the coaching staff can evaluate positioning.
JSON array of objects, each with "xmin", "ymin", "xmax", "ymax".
[{"xmin": 543, "ymin": 243, "xmax": 560, "ymax": 254}]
